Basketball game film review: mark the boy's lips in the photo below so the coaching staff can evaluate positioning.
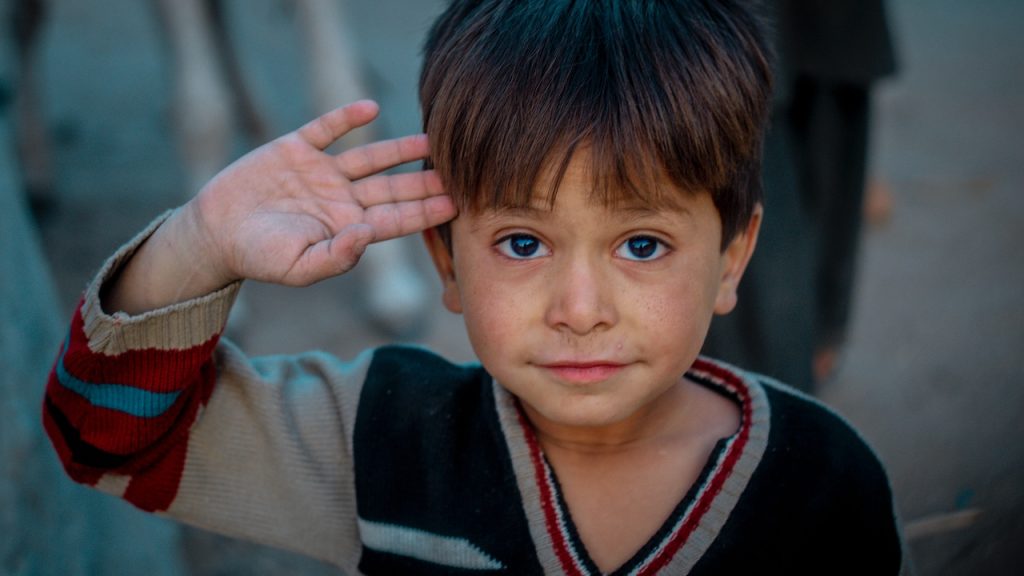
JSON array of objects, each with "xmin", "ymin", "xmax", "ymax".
[{"xmin": 537, "ymin": 361, "xmax": 629, "ymax": 384}]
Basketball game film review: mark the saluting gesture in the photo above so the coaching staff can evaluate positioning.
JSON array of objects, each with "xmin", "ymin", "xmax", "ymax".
[{"xmin": 106, "ymin": 101, "xmax": 456, "ymax": 314}]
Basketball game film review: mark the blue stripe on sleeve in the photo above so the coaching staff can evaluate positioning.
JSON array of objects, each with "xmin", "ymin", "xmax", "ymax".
[{"xmin": 56, "ymin": 337, "xmax": 181, "ymax": 418}]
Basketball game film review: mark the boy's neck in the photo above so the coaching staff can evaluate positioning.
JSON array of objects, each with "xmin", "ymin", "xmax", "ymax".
[
  {"xmin": 522, "ymin": 376, "xmax": 741, "ymax": 572},
  {"xmin": 522, "ymin": 376, "xmax": 738, "ymax": 456}
]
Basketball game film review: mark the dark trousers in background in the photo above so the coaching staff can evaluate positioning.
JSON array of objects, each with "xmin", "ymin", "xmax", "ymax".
[{"xmin": 703, "ymin": 77, "xmax": 873, "ymax": 394}]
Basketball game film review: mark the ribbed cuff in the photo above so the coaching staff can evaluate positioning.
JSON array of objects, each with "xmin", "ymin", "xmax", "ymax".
[{"xmin": 81, "ymin": 211, "xmax": 242, "ymax": 355}]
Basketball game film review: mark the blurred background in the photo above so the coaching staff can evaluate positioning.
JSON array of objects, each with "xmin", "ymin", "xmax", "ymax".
[{"xmin": 1, "ymin": 0, "xmax": 1021, "ymax": 574}]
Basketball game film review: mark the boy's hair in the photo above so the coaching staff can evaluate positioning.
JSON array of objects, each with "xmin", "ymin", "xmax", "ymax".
[{"xmin": 419, "ymin": 0, "xmax": 773, "ymax": 248}]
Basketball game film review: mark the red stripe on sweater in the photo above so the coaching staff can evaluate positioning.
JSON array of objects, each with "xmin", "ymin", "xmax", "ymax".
[
  {"xmin": 123, "ymin": 434, "xmax": 189, "ymax": 512},
  {"xmin": 46, "ymin": 302, "xmax": 221, "ymax": 455},
  {"xmin": 46, "ymin": 364, "xmax": 209, "ymax": 456},
  {"xmin": 44, "ymin": 355, "xmax": 216, "ymax": 511},
  {"xmin": 63, "ymin": 304, "xmax": 221, "ymax": 393},
  {"xmin": 636, "ymin": 360, "xmax": 753, "ymax": 574},
  {"xmin": 43, "ymin": 300, "xmax": 221, "ymax": 510},
  {"xmin": 122, "ymin": 372, "xmax": 215, "ymax": 512},
  {"xmin": 517, "ymin": 408, "xmax": 588, "ymax": 576}
]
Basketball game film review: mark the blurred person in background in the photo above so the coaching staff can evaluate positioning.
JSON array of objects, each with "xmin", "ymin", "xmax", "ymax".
[{"xmin": 703, "ymin": 0, "xmax": 898, "ymax": 392}]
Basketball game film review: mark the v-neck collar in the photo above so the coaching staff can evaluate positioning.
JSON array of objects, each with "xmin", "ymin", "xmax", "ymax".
[{"xmin": 494, "ymin": 357, "xmax": 771, "ymax": 575}]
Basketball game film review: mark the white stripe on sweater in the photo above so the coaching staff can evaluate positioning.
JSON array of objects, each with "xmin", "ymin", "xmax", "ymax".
[{"xmin": 357, "ymin": 517, "xmax": 506, "ymax": 570}]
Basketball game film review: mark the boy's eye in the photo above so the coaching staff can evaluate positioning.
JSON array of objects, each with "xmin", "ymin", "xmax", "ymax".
[
  {"xmin": 495, "ymin": 233, "xmax": 551, "ymax": 259},
  {"xmin": 616, "ymin": 235, "xmax": 668, "ymax": 261}
]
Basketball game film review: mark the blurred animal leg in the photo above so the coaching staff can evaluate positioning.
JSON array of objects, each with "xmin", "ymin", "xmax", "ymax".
[
  {"xmin": 206, "ymin": 0, "xmax": 269, "ymax": 143},
  {"xmin": 294, "ymin": 0, "xmax": 371, "ymax": 146},
  {"xmin": 154, "ymin": 0, "xmax": 233, "ymax": 198},
  {"xmin": 12, "ymin": 0, "xmax": 55, "ymax": 217}
]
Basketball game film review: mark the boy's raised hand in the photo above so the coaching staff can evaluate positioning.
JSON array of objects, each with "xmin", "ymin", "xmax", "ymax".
[
  {"xmin": 190, "ymin": 100, "xmax": 455, "ymax": 286},
  {"xmin": 105, "ymin": 101, "xmax": 456, "ymax": 315}
]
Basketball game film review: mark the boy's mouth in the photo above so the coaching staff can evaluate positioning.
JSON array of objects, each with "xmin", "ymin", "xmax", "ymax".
[{"xmin": 538, "ymin": 361, "xmax": 628, "ymax": 385}]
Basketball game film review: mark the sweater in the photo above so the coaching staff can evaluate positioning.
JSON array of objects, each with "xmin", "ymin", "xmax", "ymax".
[{"xmin": 43, "ymin": 220, "xmax": 907, "ymax": 575}]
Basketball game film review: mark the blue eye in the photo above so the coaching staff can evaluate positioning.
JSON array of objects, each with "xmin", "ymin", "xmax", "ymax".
[
  {"xmin": 616, "ymin": 235, "xmax": 667, "ymax": 261},
  {"xmin": 495, "ymin": 234, "xmax": 550, "ymax": 259}
]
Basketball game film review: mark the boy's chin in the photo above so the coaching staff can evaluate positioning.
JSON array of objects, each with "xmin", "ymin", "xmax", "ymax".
[{"xmin": 519, "ymin": 396, "xmax": 644, "ymax": 434}]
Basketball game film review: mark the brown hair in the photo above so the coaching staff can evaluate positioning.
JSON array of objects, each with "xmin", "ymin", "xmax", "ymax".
[{"xmin": 420, "ymin": 0, "xmax": 773, "ymax": 247}]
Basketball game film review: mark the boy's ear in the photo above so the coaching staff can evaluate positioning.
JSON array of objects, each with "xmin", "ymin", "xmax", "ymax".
[
  {"xmin": 422, "ymin": 227, "xmax": 463, "ymax": 314},
  {"xmin": 714, "ymin": 205, "xmax": 762, "ymax": 315}
]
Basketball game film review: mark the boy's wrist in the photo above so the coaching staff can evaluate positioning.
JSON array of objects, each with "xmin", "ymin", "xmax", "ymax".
[
  {"xmin": 102, "ymin": 206, "xmax": 237, "ymax": 315},
  {"xmin": 172, "ymin": 201, "xmax": 239, "ymax": 290}
]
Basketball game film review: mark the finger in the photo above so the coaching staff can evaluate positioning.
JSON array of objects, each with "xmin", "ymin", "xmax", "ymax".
[
  {"xmin": 336, "ymin": 133, "xmax": 431, "ymax": 181},
  {"xmin": 364, "ymin": 195, "xmax": 457, "ymax": 242},
  {"xmin": 351, "ymin": 170, "xmax": 446, "ymax": 208},
  {"xmin": 290, "ymin": 223, "xmax": 375, "ymax": 285},
  {"xmin": 296, "ymin": 100, "xmax": 380, "ymax": 151}
]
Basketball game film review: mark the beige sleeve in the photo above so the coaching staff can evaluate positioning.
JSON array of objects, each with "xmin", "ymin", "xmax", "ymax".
[
  {"xmin": 81, "ymin": 213, "xmax": 370, "ymax": 572},
  {"xmin": 169, "ymin": 343, "xmax": 370, "ymax": 571}
]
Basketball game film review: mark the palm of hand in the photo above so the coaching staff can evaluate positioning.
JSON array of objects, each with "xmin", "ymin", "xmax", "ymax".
[{"xmin": 188, "ymin": 101, "xmax": 453, "ymax": 287}]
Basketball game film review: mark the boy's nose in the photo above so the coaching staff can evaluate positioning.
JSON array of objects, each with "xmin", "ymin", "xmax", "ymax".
[{"xmin": 543, "ymin": 257, "xmax": 618, "ymax": 335}]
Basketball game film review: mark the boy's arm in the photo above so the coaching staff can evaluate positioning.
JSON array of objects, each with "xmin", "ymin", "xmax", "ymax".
[
  {"xmin": 45, "ymin": 268, "xmax": 371, "ymax": 567},
  {"xmin": 43, "ymin": 102, "xmax": 455, "ymax": 569}
]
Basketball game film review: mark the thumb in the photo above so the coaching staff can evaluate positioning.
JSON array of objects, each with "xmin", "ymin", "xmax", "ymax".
[
  {"xmin": 288, "ymin": 223, "xmax": 375, "ymax": 285},
  {"xmin": 326, "ymin": 223, "xmax": 375, "ymax": 275}
]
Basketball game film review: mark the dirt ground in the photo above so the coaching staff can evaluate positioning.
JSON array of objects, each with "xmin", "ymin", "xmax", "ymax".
[{"xmin": 25, "ymin": 0, "xmax": 1024, "ymax": 573}]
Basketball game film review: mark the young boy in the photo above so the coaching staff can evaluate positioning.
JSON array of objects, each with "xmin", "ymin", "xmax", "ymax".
[{"xmin": 43, "ymin": 1, "xmax": 906, "ymax": 573}]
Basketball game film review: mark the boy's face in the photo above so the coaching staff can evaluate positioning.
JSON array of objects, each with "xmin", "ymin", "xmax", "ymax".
[{"xmin": 424, "ymin": 152, "xmax": 760, "ymax": 434}]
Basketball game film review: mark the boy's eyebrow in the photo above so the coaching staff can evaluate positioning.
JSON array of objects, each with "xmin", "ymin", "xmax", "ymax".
[
  {"xmin": 615, "ymin": 204, "xmax": 688, "ymax": 217},
  {"xmin": 613, "ymin": 205, "xmax": 697, "ymax": 229}
]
